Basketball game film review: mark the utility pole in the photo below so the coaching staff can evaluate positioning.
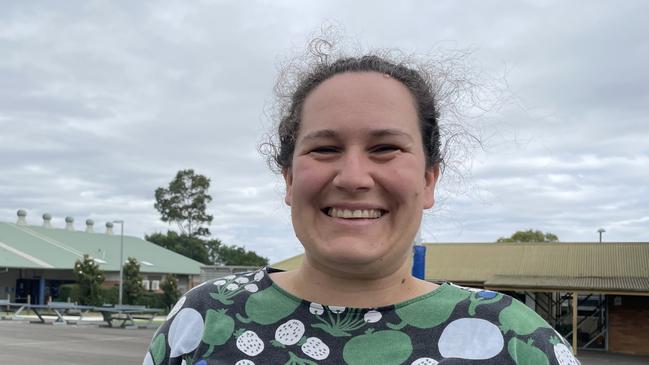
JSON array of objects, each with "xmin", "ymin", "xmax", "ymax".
[{"xmin": 113, "ymin": 220, "xmax": 124, "ymax": 306}]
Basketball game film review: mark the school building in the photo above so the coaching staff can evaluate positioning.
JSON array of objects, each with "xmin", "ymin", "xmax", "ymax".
[
  {"xmin": 0, "ymin": 210, "xmax": 203, "ymax": 305},
  {"xmin": 272, "ymin": 242, "xmax": 649, "ymax": 356}
]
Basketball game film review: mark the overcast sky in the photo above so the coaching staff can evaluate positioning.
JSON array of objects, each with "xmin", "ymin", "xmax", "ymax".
[{"xmin": 1, "ymin": 0, "xmax": 647, "ymax": 263}]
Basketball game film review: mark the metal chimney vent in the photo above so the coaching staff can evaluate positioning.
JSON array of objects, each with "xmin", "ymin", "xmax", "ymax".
[
  {"xmin": 65, "ymin": 216, "xmax": 74, "ymax": 231},
  {"xmin": 42, "ymin": 213, "xmax": 52, "ymax": 228},
  {"xmin": 16, "ymin": 209, "xmax": 27, "ymax": 225}
]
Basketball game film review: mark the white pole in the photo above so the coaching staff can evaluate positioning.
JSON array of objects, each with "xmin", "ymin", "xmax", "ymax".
[{"xmin": 114, "ymin": 220, "xmax": 124, "ymax": 306}]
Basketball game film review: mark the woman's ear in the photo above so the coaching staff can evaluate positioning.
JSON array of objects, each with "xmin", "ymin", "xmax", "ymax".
[
  {"xmin": 282, "ymin": 168, "xmax": 293, "ymax": 206},
  {"xmin": 423, "ymin": 163, "xmax": 440, "ymax": 209}
]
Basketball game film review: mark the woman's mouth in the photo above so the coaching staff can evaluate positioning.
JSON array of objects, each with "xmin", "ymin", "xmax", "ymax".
[{"xmin": 323, "ymin": 207, "xmax": 386, "ymax": 219}]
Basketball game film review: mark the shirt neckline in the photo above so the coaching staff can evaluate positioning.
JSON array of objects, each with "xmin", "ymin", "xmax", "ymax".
[{"xmin": 263, "ymin": 266, "xmax": 451, "ymax": 311}]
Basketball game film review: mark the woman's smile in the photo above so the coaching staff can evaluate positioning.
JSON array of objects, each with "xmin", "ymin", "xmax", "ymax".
[{"xmin": 324, "ymin": 207, "xmax": 386, "ymax": 219}]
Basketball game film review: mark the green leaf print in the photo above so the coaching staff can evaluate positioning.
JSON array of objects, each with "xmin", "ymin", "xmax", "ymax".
[
  {"xmin": 342, "ymin": 329, "xmax": 413, "ymax": 365},
  {"xmin": 201, "ymin": 309, "xmax": 235, "ymax": 358},
  {"xmin": 209, "ymin": 275, "xmax": 259, "ymax": 305},
  {"xmin": 468, "ymin": 291, "xmax": 504, "ymax": 316},
  {"xmin": 235, "ymin": 286, "xmax": 300, "ymax": 325},
  {"xmin": 311, "ymin": 307, "xmax": 367, "ymax": 337},
  {"xmin": 209, "ymin": 292, "xmax": 234, "ymax": 305},
  {"xmin": 508, "ymin": 337, "xmax": 549, "ymax": 365},
  {"xmin": 387, "ymin": 286, "xmax": 470, "ymax": 330},
  {"xmin": 499, "ymin": 300, "xmax": 551, "ymax": 335},
  {"xmin": 150, "ymin": 333, "xmax": 166, "ymax": 365},
  {"xmin": 285, "ymin": 351, "xmax": 319, "ymax": 365}
]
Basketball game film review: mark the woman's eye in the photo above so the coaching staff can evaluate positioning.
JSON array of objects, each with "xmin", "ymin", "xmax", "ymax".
[
  {"xmin": 310, "ymin": 146, "xmax": 338, "ymax": 154},
  {"xmin": 372, "ymin": 145, "xmax": 400, "ymax": 153}
]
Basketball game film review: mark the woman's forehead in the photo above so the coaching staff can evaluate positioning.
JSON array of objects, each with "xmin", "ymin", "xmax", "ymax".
[
  {"xmin": 299, "ymin": 72, "xmax": 419, "ymax": 136},
  {"xmin": 303, "ymin": 72, "xmax": 416, "ymax": 112}
]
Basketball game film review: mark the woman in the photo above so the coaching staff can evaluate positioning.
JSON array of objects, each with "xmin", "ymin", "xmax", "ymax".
[{"xmin": 144, "ymin": 54, "xmax": 579, "ymax": 365}]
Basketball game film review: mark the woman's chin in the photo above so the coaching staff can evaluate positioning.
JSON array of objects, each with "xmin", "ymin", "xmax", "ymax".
[{"xmin": 305, "ymin": 242, "xmax": 392, "ymax": 270}]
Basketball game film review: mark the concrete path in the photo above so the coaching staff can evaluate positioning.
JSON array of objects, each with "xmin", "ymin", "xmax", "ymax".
[{"xmin": 577, "ymin": 350, "xmax": 649, "ymax": 364}]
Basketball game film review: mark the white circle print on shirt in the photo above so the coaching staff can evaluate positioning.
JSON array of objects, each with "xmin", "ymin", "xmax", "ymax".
[{"xmin": 168, "ymin": 308, "xmax": 205, "ymax": 357}]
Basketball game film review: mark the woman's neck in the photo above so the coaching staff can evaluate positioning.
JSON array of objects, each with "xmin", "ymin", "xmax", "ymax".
[{"xmin": 269, "ymin": 259, "xmax": 438, "ymax": 308}]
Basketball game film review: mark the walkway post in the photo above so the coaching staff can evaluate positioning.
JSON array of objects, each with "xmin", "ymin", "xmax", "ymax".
[{"xmin": 572, "ymin": 292, "xmax": 578, "ymax": 355}]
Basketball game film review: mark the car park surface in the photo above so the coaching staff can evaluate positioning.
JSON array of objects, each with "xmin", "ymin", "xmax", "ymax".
[
  {"xmin": 1, "ymin": 320, "xmax": 648, "ymax": 365},
  {"xmin": 0, "ymin": 320, "xmax": 154, "ymax": 365}
]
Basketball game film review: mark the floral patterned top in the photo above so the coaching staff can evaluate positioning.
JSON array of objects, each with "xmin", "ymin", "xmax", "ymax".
[{"xmin": 143, "ymin": 267, "xmax": 580, "ymax": 365}]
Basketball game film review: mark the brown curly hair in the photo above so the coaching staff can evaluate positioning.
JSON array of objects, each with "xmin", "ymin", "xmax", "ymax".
[{"xmin": 265, "ymin": 49, "xmax": 442, "ymax": 172}]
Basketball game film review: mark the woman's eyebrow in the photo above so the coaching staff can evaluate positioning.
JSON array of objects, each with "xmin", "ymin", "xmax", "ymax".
[
  {"xmin": 369, "ymin": 129, "xmax": 413, "ymax": 141},
  {"xmin": 301, "ymin": 128, "xmax": 413, "ymax": 141},
  {"xmin": 301, "ymin": 129, "xmax": 338, "ymax": 141}
]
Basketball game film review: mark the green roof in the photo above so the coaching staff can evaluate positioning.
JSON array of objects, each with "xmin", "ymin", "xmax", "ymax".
[
  {"xmin": 271, "ymin": 242, "xmax": 649, "ymax": 294},
  {"xmin": 0, "ymin": 222, "xmax": 202, "ymax": 275}
]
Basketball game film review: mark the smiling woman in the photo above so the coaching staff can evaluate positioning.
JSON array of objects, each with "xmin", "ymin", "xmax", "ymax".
[
  {"xmin": 143, "ymin": 43, "xmax": 579, "ymax": 365},
  {"xmin": 281, "ymin": 71, "xmax": 439, "ymax": 286}
]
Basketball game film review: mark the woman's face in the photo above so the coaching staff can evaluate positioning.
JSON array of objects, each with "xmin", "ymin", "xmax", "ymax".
[{"xmin": 284, "ymin": 72, "xmax": 438, "ymax": 273}]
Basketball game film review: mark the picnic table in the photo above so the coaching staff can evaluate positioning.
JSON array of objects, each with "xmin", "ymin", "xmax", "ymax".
[
  {"xmin": 0, "ymin": 299, "xmax": 16, "ymax": 317},
  {"xmin": 93, "ymin": 305, "xmax": 161, "ymax": 328},
  {"xmin": 0, "ymin": 300, "xmax": 93, "ymax": 325}
]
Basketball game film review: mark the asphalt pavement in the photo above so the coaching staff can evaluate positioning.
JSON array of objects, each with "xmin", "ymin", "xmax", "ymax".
[
  {"xmin": 0, "ymin": 320, "xmax": 154, "ymax": 364},
  {"xmin": 1, "ymin": 320, "xmax": 648, "ymax": 364}
]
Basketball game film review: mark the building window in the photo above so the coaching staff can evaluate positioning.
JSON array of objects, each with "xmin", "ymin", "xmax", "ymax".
[
  {"xmin": 142, "ymin": 280, "xmax": 150, "ymax": 291},
  {"xmin": 151, "ymin": 280, "xmax": 160, "ymax": 291}
]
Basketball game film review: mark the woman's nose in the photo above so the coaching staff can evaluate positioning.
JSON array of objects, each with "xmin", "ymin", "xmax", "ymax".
[{"xmin": 332, "ymin": 150, "xmax": 374, "ymax": 192}]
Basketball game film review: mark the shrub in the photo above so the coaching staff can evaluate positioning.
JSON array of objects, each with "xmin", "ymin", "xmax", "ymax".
[
  {"xmin": 100, "ymin": 286, "xmax": 119, "ymax": 305},
  {"xmin": 57, "ymin": 284, "xmax": 80, "ymax": 303},
  {"xmin": 74, "ymin": 255, "xmax": 105, "ymax": 306},
  {"xmin": 160, "ymin": 274, "xmax": 181, "ymax": 311},
  {"xmin": 136, "ymin": 292, "xmax": 166, "ymax": 311},
  {"xmin": 124, "ymin": 257, "xmax": 145, "ymax": 305}
]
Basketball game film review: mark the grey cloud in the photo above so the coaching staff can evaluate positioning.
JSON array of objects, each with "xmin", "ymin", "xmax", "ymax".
[{"xmin": 2, "ymin": 1, "xmax": 648, "ymax": 262}]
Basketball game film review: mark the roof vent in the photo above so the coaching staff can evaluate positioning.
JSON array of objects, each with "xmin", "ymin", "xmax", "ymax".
[
  {"xmin": 42, "ymin": 213, "xmax": 52, "ymax": 228},
  {"xmin": 105, "ymin": 221, "xmax": 114, "ymax": 235},
  {"xmin": 85, "ymin": 219, "xmax": 95, "ymax": 233},
  {"xmin": 65, "ymin": 216, "xmax": 74, "ymax": 231},
  {"xmin": 16, "ymin": 209, "xmax": 27, "ymax": 225}
]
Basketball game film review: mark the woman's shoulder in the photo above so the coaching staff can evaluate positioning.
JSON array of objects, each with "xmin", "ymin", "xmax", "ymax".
[
  {"xmin": 395, "ymin": 283, "xmax": 580, "ymax": 364},
  {"xmin": 143, "ymin": 267, "xmax": 272, "ymax": 364}
]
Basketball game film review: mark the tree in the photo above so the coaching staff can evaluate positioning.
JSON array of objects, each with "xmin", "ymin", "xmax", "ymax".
[
  {"xmin": 154, "ymin": 169, "xmax": 213, "ymax": 237},
  {"xmin": 146, "ymin": 231, "xmax": 210, "ymax": 264},
  {"xmin": 160, "ymin": 274, "xmax": 181, "ymax": 311},
  {"xmin": 206, "ymin": 238, "xmax": 269, "ymax": 266},
  {"xmin": 497, "ymin": 229, "xmax": 559, "ymax": 243},
  {"xmin": 74, "ymin": 254, "xmax": 105, "ymax": 306},
  {"xmin": 123, "ymin": 257, "xmax": 144, "ymax": 304}
]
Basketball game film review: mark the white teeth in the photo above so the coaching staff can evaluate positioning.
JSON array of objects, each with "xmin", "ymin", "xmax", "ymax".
[{"xmin": 327, "ymin": 208, "xmax": 383, "ymax": 219}]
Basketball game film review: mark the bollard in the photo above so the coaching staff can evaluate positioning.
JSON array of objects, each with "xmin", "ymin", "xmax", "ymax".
[{"xmin": 412, "ymin": 245, "xmax": 426, "ymax": 280}]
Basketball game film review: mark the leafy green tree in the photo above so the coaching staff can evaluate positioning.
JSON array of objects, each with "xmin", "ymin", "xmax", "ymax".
[
  {"xmin": 74, "ymin": 254, "xmax": 105, "ymax": 306},
  {"xmin": 146, "ymin": 231, "xmax": 210, "ymax": 264},
  {"xmin": 206, "ymin": 238, "xmax": 269, "ymax": 266},
  {"xmin": 160, "ymin": 274, "xmax": 181, "ymax": 311},
  {"xmin": 154, "ymin": 169, "xmax": 213, "ymax": 237},
  {"xmin": 123, "ymin": 257, "xmax": 144, "ymax": 304},
  {"xmin": 497, "ymin": 229, "xmax": 559, "ymax": 243}
]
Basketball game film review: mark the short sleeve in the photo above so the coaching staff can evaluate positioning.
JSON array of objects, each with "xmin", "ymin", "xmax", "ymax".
[
  {"xmin": 502, "ymin": 298, "xmax": 581, "ymax": 365},
  {"xmin": 143, "ymin": 283, "xmax": 209, "ymax": 365}
]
